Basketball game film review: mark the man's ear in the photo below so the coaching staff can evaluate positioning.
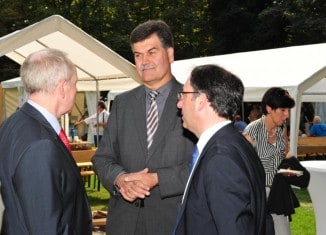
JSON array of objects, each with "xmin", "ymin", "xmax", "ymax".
[
  {"xmin": 58, "ymin": 79, "xmax": 67, "ymax": 99},
  {"xmin": 196, "ymin": 93, "xmax": 208, "ymax": 111},
  {"xmin": 167, "ymin": 47, "xmax": 174, "ymax": 63}
]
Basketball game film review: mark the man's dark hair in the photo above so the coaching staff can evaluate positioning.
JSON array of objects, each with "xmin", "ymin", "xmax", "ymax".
[
  {"xmin": 98, "ymin": 101, "xmax": 107, "ymax": 110},
  {"xmin": 190, "ymin": 64, "xmax": 244, "ymax": 120},
  {"xmin": 130, "ymin": 20, "xmax": 174, "ymax": 49}
]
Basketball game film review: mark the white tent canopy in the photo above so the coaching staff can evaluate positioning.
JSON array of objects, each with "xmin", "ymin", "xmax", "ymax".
[
  {"xmin": 0, "ymin": 15, "xmax": 141, "ymax": 132},
  {"xmin": 1, "ymin": 76, "xmax": 138, "ymax": 92},
  {"xmin": 172, "ymin": 43, "xmax": 326, "ymax": 156},
  {"xmin": 0, "ymin": 15, "xmax": 141, "ymax": 87}
]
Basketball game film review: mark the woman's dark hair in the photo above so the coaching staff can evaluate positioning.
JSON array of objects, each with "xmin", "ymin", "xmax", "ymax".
[
  {"xmin": 130, "ymin": 20, "xmax": 174, "ymax": 49},
  {"xmin": 261, "ymin": 87, "xmax": 295, "ymax": 115}
]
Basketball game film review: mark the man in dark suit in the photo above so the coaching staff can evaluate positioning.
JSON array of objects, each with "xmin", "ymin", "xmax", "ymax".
[
  {"xmin": 0, "ymin": 48, "xmax": 92, "ymax": 234},
  {"xmin": 173, "ymin": 64, "xmax": 274, "ymax": 235},
  {"xmin": 92, "ymin": 20, "xmax": 195, "ymax": 235}
]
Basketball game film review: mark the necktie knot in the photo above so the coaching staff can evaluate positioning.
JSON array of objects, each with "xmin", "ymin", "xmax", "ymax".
[{"xmin": 149, "ymin": 90, "xmax": 159, "ymax": 101}]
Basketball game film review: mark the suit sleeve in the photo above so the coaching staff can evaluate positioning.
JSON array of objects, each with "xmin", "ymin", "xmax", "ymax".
[{"xmin": 92, "ymin": 99, "xmax": 126, "ymax": 193}]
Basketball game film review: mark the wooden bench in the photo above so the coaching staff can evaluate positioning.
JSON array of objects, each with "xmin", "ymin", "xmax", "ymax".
[
  {"xmin": 72, "ymin": 149, "xmax": 100, "ymax": 190},
  {"xmin": 92, "ymin": 210, "xmax": 107, "ymax": 232}
]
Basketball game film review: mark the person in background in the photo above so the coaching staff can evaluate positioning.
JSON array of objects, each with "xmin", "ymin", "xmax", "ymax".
[
  {"xmin": 243, "ymin": 87, "xmax": 296, "ymax": 235},
  {"xmin": 233, "ymin": 114, "xmax": 247, "ymax": 132},
  {"xmin": 308, "ymin": 116, "xmax": 326, "ymax": 137},
  {"xmin": 74, "ymin": 100, "xmax": 110, "ymax": 146},
  {"xmin": 92, "ymin": 20, "xmax": 195, "ymax": 235},
  {"xmin": 0, "ymin": 48, "xmax": 92, "ymax": 234},
  {"xmin": 173, "ymin": 64, "xmax": 274, "ymax": 235},
  {"xmin": 248, "ymin": 105, "xmax": 262, "ymax": 123}
]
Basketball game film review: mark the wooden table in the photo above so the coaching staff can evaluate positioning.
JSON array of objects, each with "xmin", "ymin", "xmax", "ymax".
[
  {"xmin": 297, "ymin": 145, "xmax": 326, "ymax": 155},
  {"xmin": 70, "ymin": 141, "xmax": 92, "ymax": 151},
  {"xmin": 296, "ymin": 137, "xmax": 326, "ymax": 158},
  {"xmin": 72, "ymin": 149, "xmax": 96, "ymax": 163}
]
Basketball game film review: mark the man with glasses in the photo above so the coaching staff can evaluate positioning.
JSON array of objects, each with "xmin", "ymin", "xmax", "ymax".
[{"xmin": 173, "ymin": 64, "xmax": 274, "ymax": 235}]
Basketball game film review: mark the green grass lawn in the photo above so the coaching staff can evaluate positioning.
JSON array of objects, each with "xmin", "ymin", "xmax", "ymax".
[
  {"xmin": 85, "ymin": 177, "xmax": 316, "ymax": 234},
  {"xmin": 85, "ymin": 176, "xmax": 109, "ymax": 211},
  {"xmin": 291, "ymin": 188, "xmax": 316, "ymax": 235}
]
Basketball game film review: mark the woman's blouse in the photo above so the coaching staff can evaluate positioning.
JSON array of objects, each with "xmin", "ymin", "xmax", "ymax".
[{"xmin": 243, "ymin": 116, "xmax": 286, "ymax": 186}]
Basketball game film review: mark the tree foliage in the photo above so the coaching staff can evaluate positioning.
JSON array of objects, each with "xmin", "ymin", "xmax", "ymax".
[{"xmin": 0, "ymin": 0, "xmax": 325, "ymax": 81}]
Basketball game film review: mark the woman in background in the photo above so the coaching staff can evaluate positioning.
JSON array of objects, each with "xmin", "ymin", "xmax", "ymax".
[{"xmin": 243, "ymin": 87, "xmax": 295, "ymax": 235}]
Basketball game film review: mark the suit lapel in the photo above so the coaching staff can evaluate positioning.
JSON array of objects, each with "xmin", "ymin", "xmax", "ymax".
[
  {"xmin": 20, "ymin": 103, "xmax": 82, "ymax": 179},
  {"xmin": 175, "ymin": 125, "xmax": 233, "ymax": 230},
  {"xmin": 147, "ymin": 79, "xmax": 181, "ymax": 160},
  {"xmin": 129, "ymin": 87, "xmax": 149, "ymax": 157},
  {"xmin": 128, "ymin": 80, "xmax": 183, "ymax": 162}
]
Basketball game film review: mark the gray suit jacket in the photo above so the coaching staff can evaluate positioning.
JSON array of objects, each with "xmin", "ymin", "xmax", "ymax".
[
  {"xmin": 0, "ymin": 103, "xmax": 92, "ymax": 235},
  {"xmin": 92, "ymin": 78, "xmax": 196, "ymax": 235}
]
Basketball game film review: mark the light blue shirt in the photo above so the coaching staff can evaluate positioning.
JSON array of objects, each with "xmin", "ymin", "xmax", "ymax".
[{"xmin": 27, "ymin": 100, "xmax": 61, "ymax": 135}]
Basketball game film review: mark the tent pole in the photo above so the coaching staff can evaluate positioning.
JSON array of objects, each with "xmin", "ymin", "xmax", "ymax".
[{"xmin": 95, "ymin": 80, "xmax": 99, "ymax": 147}]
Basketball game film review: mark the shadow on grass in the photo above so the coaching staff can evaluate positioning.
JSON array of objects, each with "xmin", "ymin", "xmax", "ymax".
[
  {"xmin": 293, "ymin": 188, "xmax": 311, "ymax": 204},
  {"xmin": 84, "ymin": 176, "xmax": 110, "ymax": 211}
]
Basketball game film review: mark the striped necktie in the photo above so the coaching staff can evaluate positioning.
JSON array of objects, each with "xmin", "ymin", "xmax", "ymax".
[
  {"xmin": 147, "ymin": 91, "xmax": 159, "ymax": 148},
  {"xmin": 59, "ymin": 128, "xmax": 72, "ymax": 153}
]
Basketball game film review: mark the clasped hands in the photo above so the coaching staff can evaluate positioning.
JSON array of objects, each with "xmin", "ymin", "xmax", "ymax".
[{"xmin": 116, "ymin": 168, "xmax": 158, "ymax": 202}]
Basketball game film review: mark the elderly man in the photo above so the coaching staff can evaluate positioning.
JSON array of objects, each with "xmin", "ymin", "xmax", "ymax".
[
  {"xmin": 309, "ymin": 116, "xmax": 326, "ymax": 137},
  {"xmin": 0, "ymin": 48, "xmax": 92, "ymax": 234}
]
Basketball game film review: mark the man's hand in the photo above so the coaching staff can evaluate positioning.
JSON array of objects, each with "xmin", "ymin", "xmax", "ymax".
[{"xmin": 116, "ymin": 168, "xmax": 158, "ymax": 202}]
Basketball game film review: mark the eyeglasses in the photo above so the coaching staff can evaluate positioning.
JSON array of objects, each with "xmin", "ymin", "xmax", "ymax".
[{"xmin": 177, "ymin": 91, "xmax": 199, "ymax": 100}]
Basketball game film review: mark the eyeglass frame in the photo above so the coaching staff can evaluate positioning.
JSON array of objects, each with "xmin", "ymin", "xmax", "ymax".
[{"xmin": 177, "ymin": 91, "xmax": 200, "ymax": 100}]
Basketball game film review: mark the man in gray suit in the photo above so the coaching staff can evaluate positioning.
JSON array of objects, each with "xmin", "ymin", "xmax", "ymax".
[{"xmin": 92, "ymin": 20, "xmax": 195, "ymax": 235}]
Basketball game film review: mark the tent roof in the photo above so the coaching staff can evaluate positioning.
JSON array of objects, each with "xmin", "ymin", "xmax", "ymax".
[
  {"xmin": 1, "ymin": 77, "xmax": 22, "ymax": 89},
  {"xmin": 172, "ymin": 43, "xmax": 326, "ymax": 102},
  {"xmin": 1, "ymin": 76, "xmax": 139, "ymax": 92},
  {"xmin": 0, "ymin": 15, "xmax": 141, "ymax": 91},
  {"xmin": 172, "ymin": 43, "xmax": 326, "ymax": 156}
]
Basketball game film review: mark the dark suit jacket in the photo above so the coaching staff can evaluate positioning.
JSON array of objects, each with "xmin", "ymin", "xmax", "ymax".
[
  {"xmin": 174, "ymin": 124, "xmax": 274, "ymax": 235},
  {"xmin": 0, "ymin": 103, "xmax": 92, "ymax": 235},
  {"xmin": 92, "ymin": 78, "xmax": 196, "ymax": 235}
]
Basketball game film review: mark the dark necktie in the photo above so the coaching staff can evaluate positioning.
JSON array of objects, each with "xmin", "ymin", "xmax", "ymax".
[
  {"xmin": 59, "ymin": 128, "xmax": 72, "ymax": 153},
  {"xmin": 190, "ymin": 146, "xmax": 199, "ymax": 172},
  {"xmin": 147, "ymin": 91, "xmax": 159, "ymax": 148}
]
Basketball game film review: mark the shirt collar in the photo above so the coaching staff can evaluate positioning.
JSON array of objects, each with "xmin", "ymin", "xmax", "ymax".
[
  {"xmin": 27, "ymin": 100, "xmax": 61, "ymax": 134},
  {"xmin": 197, "ymin": 120, "xmax": 231, "ymax": 154}
]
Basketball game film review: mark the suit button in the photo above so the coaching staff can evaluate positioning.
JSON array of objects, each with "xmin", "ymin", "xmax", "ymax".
[{"xmin": 134, "ymin": 202, "xmax": 140, "ymax": 207}]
